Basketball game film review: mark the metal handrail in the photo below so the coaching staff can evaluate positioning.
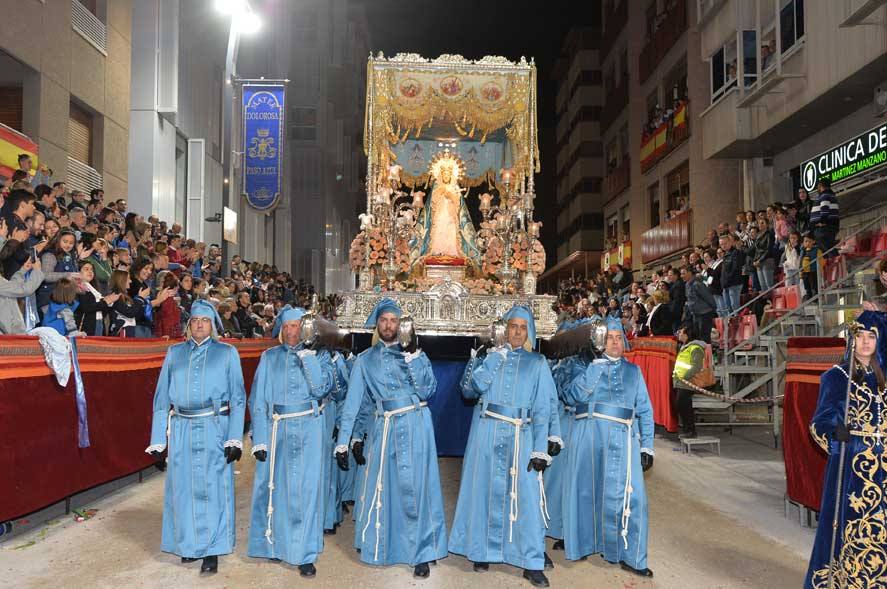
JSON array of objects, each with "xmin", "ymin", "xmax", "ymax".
[{"xmin": 719, "ymin": 214, "xmax": 886, "ymax": 363}]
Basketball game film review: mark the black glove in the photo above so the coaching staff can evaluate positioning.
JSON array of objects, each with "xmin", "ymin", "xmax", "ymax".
[
  {"xmin": 547, "ymin": 439, "xmax": 562, "ymax": 457},
  {"xmin": 254, "ymin": 449, "xmax": 267, "ymax": 462},
  {"xmin": 475, "ymin": 342, "xmax": 491, "ymax": 358},
  {"xmin": 335, "ymin": 449, "xmax": 349, "ymax": 471},
  {"xmin": 149, "ymin": 450, "xmax": 166, "ymax": 472},
  {"xmin": 224, "ymin": 446, "xmax": 242, "ymax": 463},
  {"xmin": 833, "ymin": 422, "xmax": 850, "ymax": 443},
  {"xmin": 352, "ymin": 440, "xmax": 366, "ymax": 466},
  {"xmin": 641, "ymin": 452, "xmax": 654, "ymax": 472},
  {"xmin": 332, "ymin": 426, "xmax": 339, "ymax": 441},
  {"xmin": 527, "ymin": 457, "xmax": 548, "ymax": 473}
]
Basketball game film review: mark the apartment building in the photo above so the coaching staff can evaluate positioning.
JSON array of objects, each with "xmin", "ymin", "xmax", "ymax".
[
  {"xmin": 552, "ymin": 28, "xmax": 605, "ymax": 264},
  {"xmin": 0, "ymin": 0, "xmax": 132, "ymax": 197},
  {"xmin": 601, "ymin": 0, "xmax": 742, "ymax": 271},
  {"xmin": 698, "ymin": 0, "xmax": 887, "ymax": 226}
]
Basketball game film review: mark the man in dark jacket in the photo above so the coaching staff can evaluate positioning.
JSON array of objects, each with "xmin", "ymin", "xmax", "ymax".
[
  {"xmin": 665, "ymin": 267, "xmax": 685, "ymax": 334},
  {"xmin": 810, "ymin": 178, "xmax": 839, "ymax": 258},
  {"xmin": 235, "ymin": 291, "xmax": 259, "ymax": 338},
  {"xmin": 719, "ymin": 233, "xmax": 745, "ymax": 314},
  {"xmin": 681, "ymin": 266, "xmax": 717, "ymax": 344},
  {"xmin": 794, "ymin": 188, "xmax": 813, "ymax": 235}
]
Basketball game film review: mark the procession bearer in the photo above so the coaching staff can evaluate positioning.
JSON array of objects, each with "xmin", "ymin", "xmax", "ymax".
[
  {"xmin": 246, "ymin": 306, "xmax": 334, "ymax": 577},
  {"xmin": 564, "ymin": 317, "xmax": 655, "ymax": 578},
  {"xmin": 145, "ymin": 300, "xmax": 247, "ymax": 575},
  {"xmin": 334, "ymin": 298, "xmax": 448, "ymax": 578},
  {"xmin": 449, "ymin": 305, "xmax": 556, "ymax": 588}
]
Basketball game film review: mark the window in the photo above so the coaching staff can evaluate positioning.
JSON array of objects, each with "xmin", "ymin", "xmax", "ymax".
[
  {"xmin": 666, "ymin": 160, "xmax": 690, "ymax": 214},
  {"xmin": 619, "ymin": 124, "xmax": 629, "ymax": 159},
  {"xmin": 664, "ymin": 59, "xmax": 688, "ymax": 103},
  {"xmin": 68, "ymin": 102, "xmax": 93, "ymax": 166},
  {"xmin": 710, "ymin": 39, "xmax": 737, "ymax": 101},
  {"xmin": 290, "ymin": 107, "xmax": 317, "ymax": 142},
  {"xmin": 621, "ymin": 205, "xmax": 631, "ymax": 240},
  {"xmin": 648, "ymin": 182, "xmax": 660, "ymax": 228},
  {"xmin": 779, "ymin": 0, "xmax": 805, "ymax": 53},
  {"xmin": 606, "ymin": 139, "xmax": 619, "ymax": 173},
  {"xmin": 646, "ymin": 89, "xmax": 659, "ymax": 124},
  {"xmin": 742, "ymin": 30, "xmax": 758, "ymax": 87},
  {"xmin": 0, "ymin": 87, "xmax": 23, "ymax": 131},
  {"xmin": 293, "ymin": 8, "xmax": 318, "ymax": 48},
  {"xmin": 607, "ymin": 213, "xmax": 619, "ymax": 241}
]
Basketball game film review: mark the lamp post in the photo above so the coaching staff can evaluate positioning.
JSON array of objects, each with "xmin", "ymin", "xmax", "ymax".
[{"xmin": 216, "ymin": 0, "xmax": 260, "ymax": 276}]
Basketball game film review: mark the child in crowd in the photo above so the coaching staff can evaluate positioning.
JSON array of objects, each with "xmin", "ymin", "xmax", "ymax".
[
  {"xmin": 800, "ymin": 233, "xmax": 820, "ymax": 299},
  {"xmin": 41, "ymin": 277, "xmax": 84, "ymax": 336}
]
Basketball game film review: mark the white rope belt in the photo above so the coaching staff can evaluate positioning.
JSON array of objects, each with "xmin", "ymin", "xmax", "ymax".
[
  {"xmin": 164, "ymin": 405, "xmax": 230, "ymax": 463},
  {"xmin": 264, "ymin": 403, "xmax": 325, "ymax": 544},
  {"xmin": 592, "ymin": 411, "xmax": 634, "ymax": 549},
  {"xmin": 483, "ymin": 409, "xmax": 549, "ymax": 543},
  {"xmin": 362, "ymin": 401, "xmax": 427, "ymax": 561}
]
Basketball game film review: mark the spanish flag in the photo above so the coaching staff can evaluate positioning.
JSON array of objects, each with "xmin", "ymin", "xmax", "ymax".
[{"xmin": 0, "ymin": 123, "xmax": 38, "ymax": 180}]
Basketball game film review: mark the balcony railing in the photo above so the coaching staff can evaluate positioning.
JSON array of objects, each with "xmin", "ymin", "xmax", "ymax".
[
  {"xmin": 639, "ymin": 0, "xmax": 687, "ymax": 83},
  {"xmin": 640, "ymin": 101, "xmax": 689, "ymax": 173},
  {"xmin": 71, "ymin": 0, "xmax": 107, "ymax": 56},
  {"xmin": 601, "ymin": 0, "xmax": 629, "ymax": 59},
  {"xmin": 67, "ymin": 156, "xmax": 103, "ymax": 195},
  {"xmin": 604, "ymin": 157, "xmax": 631, "ymax": 201},
  {"xmin": 600, "ymin": 80, "xmax": 628, "ymax": 133},
  {"xmin": 641, "ymin": 209, "xmax": 692, "ymax": 264}
]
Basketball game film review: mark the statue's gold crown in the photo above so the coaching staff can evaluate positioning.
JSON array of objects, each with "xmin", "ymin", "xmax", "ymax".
[
  {"xmin": 257, "ymin": 128, "xmax": 270, "ymax": 137},
  {"xmin": 429, "ymin": 150, "xmax": 463, "ymax": 183}
]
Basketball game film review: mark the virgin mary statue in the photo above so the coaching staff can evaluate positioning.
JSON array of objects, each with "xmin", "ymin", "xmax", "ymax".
[{"xmin": 410, "ymin": 153, "xmax": 481, "ymax": 268}]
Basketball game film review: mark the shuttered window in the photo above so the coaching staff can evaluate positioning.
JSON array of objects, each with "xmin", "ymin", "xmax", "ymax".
[
  {"xmin": 68, "ymin": 103, "xmax": 92, "ymax": 166},
  {"xmin": 0, "ymin": 87, "xmax": 23, "ymax": 131}
]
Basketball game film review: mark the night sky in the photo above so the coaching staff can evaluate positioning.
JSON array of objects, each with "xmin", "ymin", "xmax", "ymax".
[{"xmin": 362, "ymin": 0, "xmax": 601, "ymax": 257}]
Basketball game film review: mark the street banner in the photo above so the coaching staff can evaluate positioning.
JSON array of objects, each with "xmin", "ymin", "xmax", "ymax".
[{"xmin": 242, "ymin": 84, "xmax": 284, "ymax": 210}]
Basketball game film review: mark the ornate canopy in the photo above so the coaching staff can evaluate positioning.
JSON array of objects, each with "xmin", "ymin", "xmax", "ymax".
[{"xmin": 364, "ymin": 53, "xmax": 540, "ymax": 197}]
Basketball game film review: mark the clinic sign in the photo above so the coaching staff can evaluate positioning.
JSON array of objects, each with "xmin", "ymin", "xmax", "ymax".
[
  {"xmin": 242, "ymin": 84, "xmax": 285, "ymax": 210},
  {"xmin": 800, "ymin": 122, "xmax": 887, "ymax": 192}
]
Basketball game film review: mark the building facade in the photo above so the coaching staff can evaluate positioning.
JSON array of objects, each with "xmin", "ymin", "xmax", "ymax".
[
  {"xmin": 697, "ymin": 0, "xmax": 887, "ymax": 228},
  {"xmin": 600, "ymin": 0, "xmax": 742, "ymax": 271},
  {"xmin": 552, "ymin": 28, "xmax": 605, "ymax": 263},
  {"xmin": 237, "ymin": 0, "xmax": 370, "ymax": 293},
  {"xmin": 0, "ymin": 0, "xmax": 132, "ymax": 197}
]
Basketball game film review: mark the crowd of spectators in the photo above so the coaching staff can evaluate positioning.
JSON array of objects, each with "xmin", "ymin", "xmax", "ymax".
[
  {"xmin": 0, "ymin": 154, "xmax": 319, "ymax": 339},
  {"xmin": 642, "ymin": 97, "xmax": 687, "ymax": 142},
  {"xmin": 553, "ymin": 178, "xmax": 842, "ymax": 347}
]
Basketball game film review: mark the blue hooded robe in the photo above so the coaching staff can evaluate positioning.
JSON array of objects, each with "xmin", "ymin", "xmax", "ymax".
[
  {"xmin": 246, "ymin": 306, "xmax": 335, "ymax": 565},
  {"xmin": 804, "ymin": 311, "xmax": 887, "ymax": 588},
  {"xmin": 449, "ymin": 305, "xmax": 556, "ymax": 571},
  {"xmin": 146, "ymin": 301, "xmax": 247, "ymax": 559},
  {"xmin": 563, "ymin": 317, "xmax": 654, "ymax": 570},
  {"xmin": 334, "ymin": 299, "xmax": 448, "ymax": 566}
]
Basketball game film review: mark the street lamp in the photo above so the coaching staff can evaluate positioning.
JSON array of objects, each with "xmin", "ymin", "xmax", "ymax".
[{"xmin": 217, "ymin": 0, "xmax": 260, "ymax": 275}]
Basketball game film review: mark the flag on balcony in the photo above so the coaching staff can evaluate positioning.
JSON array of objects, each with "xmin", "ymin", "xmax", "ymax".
[{"xmin": 0, "ymin": 123, "xmax": 38, "ymax": 180}]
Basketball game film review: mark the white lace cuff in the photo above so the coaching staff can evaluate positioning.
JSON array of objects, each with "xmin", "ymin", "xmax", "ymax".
[
  {"xmin": 403, "ymin": 349, "xmax": 422, "ymax": 363},
  {"xmin": 145, "ymin": 444, "xmax": 166, "ymax": 454},
  {"xmin": 548, "ymin": 436, "xmax": 565, "ymax": 449},
  {"xmin": 641, "ymin": 447, "xmax": 655, "ymax": 456},
  {"xmin": 251, "ymin": 443, "xmax": 267, "ymax": 455},
  {"xmin": 334, "ymin": 444, "xmax": 349, "ymax": 456},
  {"xmin": 224, "ymin": 439, "xmax": 243, "ymax": 450},
  {"xmin": 531, "ymin": 451, "xmax": 553, "ymax": 466},
  {"xmin": 349, "ymin": 438, "xmax": 362, "ymax": 450}
]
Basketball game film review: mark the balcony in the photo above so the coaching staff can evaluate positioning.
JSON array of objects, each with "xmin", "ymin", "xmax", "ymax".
[
  {"xmin": 639, "ymin": 0, "xmax": 687, "ymax": 84},
  {"xmin": 600, "ymin": 80, "xmax": 628, "ymax": 133},
  {"xmin": 601, "ymin": 0, "xmax": 629, "ymax": 59},
  {"xmin": 71, "ymin": 0, "xmax": 107, "ymax": 56},
  {"xmin": 641, "ymin": 209, "xmax": 692, "ymax": 264},
  {"xmin": 640, "ymin": 101, "xmax": 689, "ymax": 174},
  {"xmin": 604, "ymin": 157, "xmax": 631, "ymax": 201}
]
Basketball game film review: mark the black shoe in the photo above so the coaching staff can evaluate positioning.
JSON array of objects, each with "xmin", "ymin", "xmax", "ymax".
[
  {"xmin": 299, "ymin": 563, "xmax": 316, "ymax": 577},
  {"xmin": 181, "ymin": 556, "xmax": 199, "ymax": 563},
  {"xmin": 679, "ymin": 430, "xmax": 697, "ymax": 440},
  {"xmin": 620, "ymin": 561, "xmax": 654, "ymax": 577},
  {"xmin": 544, "ymin": 552, "xmax": 554, "ymax": 570},
  {"xmin": 552, "ymin": 539, "xmax": 564, "ymax": 551},
  {"xmin": 473, "ymin": 562, "xmax": 489, "ymax": 572},
  {"xmin": 200, "ymin": 555, "xmax": 218, "ymax": 574},
  {"xmin": 413, "ymin": 562, "xmax": 430, "ymax": 578},
  {"xmin": 323, "ymin": 528, "xmax": 337, "ymax": 535},
  {"xmin": 523, "ymin": 569, "xmax": 550, "ymax": 587}
]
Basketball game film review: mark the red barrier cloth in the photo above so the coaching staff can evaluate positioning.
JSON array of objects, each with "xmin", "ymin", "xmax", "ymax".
[
  {"xmin": 0, "ymin": 338, "xmax": 269, "ymax": 522},
  {"xmin": 625, "ymin": 336, "xmax": 679, "ymax": 433},
  {"xmin": 782, "ymin": 337, "xmax": 844, "ymax": 510}
]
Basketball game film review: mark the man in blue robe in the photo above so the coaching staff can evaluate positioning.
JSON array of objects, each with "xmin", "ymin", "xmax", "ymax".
[
  {"xmin": 335, "ymin": 352, "xmax": 359, "ymax": 507},
  {"xmin": 563, "ymin": 316, "xmax": 655, "ymax": 577},
  {"xmin": 334, "ymin": 298, "xmax": 448, "ymax": 578},
  {"xmin": 450, "ymin": 305, "xmax": 556, "ymax": 588},
  {"xmin": 246, "ymin": 306, "xmax": 334, "ymax": 576},
  {"xmin": 146, "ymin": 300, "xmax": 246, "ymax": 575}
]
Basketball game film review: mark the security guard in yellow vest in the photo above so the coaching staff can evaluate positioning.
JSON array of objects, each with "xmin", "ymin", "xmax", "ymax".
[{"xmin": 673, "ymin": 324, "xmax": 706, "ymax": 439}]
